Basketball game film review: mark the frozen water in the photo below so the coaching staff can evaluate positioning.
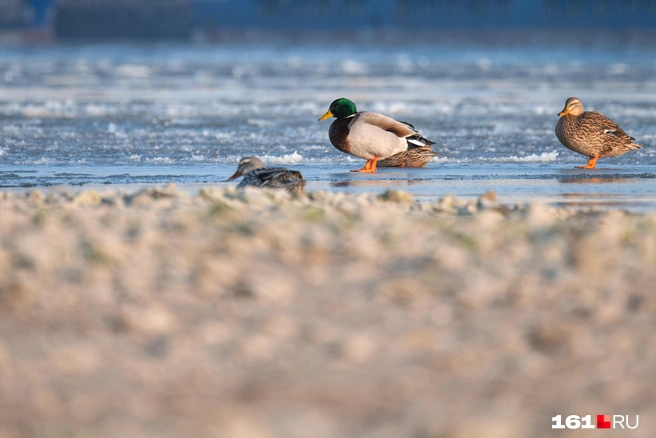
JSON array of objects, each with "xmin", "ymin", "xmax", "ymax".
[{"xmin": 0, "ymin": 41, "xmax": 655, "ymax": 210}]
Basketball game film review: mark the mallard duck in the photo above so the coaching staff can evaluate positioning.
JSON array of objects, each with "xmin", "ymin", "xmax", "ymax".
[
  {"xmin": 226, "ymin": 156, "xmax": 306, "ymax": 193},
  {"xmin": 556, "ymin": 97, "xmax": 642, "ymax": 169},
  {"xmin": 319, "ymin": 98, "xmax": 436, "ymax": 172}
]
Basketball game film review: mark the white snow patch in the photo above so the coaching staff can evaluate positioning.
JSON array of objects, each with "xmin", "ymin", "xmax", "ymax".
[
  {"xmin": 487, "ymin": 151, "xmax": 560, "ymax": 163},
  {"xmin": 544, "ymin": 63, "xmax": 559, "ymax": 75},
  {"xmin": 287, "ymin": 57, "xmax": 302, "ymax": 69},
  {"xmin": 609, "ymin": 63, "xmax": 628, "ymax": 75},
  {"xmin": 2, "ymin": 125, "xmax": 21, "ymax": 134},
  {"xmin": 85, "ymin": 104, "xmax": 116, "ymax": 117},
  {"xmin": 22, "ymin": 101, "xmax": 74, "ymax": 118},
  {"xmin": 32, "ymin": 157, "xmax": 56, "ymax": 165},
  {"xmin": 341, "ymin": 59, "xmax": 368, "ymax": 75},
  {"xmin": 108, "ymin": 122, "xmax": 128, "ymax": 138},
  {"xmin": 115, "ymin": 64, "xmax": 151, "ymax": 78},
  {"xmin": 396, "ymin": 55, "xmax": 413, "ymax": 72},
  {"xmin": 248, "ymin": 119, "xmax": 276, "ymax": 127},
  {"xmin": 478, "ymin": 57, "xmax": 492, "ymax": 71},
  {"xmin": 260, "ymin": 151, "xmax": 303, "ymax": 164},
  {"xmin": 147, "ymin": 157, "xmax": 175, "ymax": 164}
]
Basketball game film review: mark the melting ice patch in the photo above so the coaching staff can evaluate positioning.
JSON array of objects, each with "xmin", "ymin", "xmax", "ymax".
[
  {"xmin": 260, "ymin": 152, "xmax": 303, "ymax": 164},
  {"xmin": 32, "ymin": 157, "xmax": 57, "ymax": 165},
  {"xmin": 486, "ymin": 151, "xmax": 560, "ymax": 163},
  {"xmin": 341, "ymin": 60, "xmax": 368, "ymax": 75},
  {"xmin": 609, "ymin": 63, "xmax": 628, "ymax": 75},
  {"xmin": 248, "ymin": 119, "xmax": 276, "ymax": 127},
  {"xmin": 22, "ymin": 101, "xmax": 75, "ymax": 118},
  {"xmin": 2, "ymin": 125, "xmax": 22, "ymax": 134},
  {"xmin": 115, "ymin": 64, "xmax": 151, "ymax": 78},
  {"xmin": 222, "ymin": 153, "xmax": 358, "ymax": 165},
  {"xmin": 147, "ymin": 157, "xmax": 175, "ymax": 164},
  {"xmin": 84, "ymin": 104, "xmax": 118, "ymax": 117},
  {"xmin": 108, "ymin": 122, "xmax": 129, "ymax": 138},
  {"xmin": 478, "ymin": 57, "xmax": 493, "ymax": 72}
]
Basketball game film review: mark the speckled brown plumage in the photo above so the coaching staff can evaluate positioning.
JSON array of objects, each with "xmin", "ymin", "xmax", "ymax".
[
  {"xmin": 378, "ymin": 146, "xmax": 439, "ymax": 168},
  {"xmin": 555, "ymin": 97, "xmax": 641, "ymax": 168}
]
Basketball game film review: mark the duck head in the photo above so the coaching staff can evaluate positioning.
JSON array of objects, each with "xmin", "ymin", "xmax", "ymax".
[
  {"xmin": 227, "ymin": 156, "xmax": 265, "ymax": 181},
  {"xmin": 319, "ymin": 98, "xmax": 357, "ymax": 121},
  {"xmin": 559, "ymin": 97, "xmax": 584, "ymax": 116}
]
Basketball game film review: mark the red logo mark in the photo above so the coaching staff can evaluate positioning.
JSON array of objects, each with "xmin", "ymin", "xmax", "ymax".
[{"xmin": 597, "ymin": 415, "xmax": 611, "ymax": 429}]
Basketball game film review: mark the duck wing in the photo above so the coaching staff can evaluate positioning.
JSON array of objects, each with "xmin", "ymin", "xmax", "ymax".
[
  {"xmin": 356, "ymin": 112, "xmax": 435, "ymax": 147},
  {"xmin": 238, "ymin": 167, "xmax": 305, "ymax": 190},
  {"xmin": 260, "ymin": 167, "xmax": 304, "ymax": 184},
  {"xmin": 357, "ymin": 112, "xmax": 418, "ymax": 137},
  {"xmin": 581, "ymin": 111, "xmax": 634, "ymax": 141}
]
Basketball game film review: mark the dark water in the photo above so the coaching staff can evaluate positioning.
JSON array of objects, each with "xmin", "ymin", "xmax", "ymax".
[{"xmin": 1, "ymin": 42, "xmax": 655, "ymax": 209}]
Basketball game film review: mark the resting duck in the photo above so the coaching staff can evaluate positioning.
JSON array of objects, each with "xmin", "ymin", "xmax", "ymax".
[
  {"xmin": 556, "ymin": 97, "xmax": 642, "ymax": 169},
  {"xmin": 319, "ymin": 98, "xmax": 436, "ymax": 172},
  {"xmin": 227, "ymin": 156, "xmax": 306, "ymax": 193}
]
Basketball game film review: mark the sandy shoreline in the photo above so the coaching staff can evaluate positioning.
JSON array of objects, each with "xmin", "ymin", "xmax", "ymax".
[{"xmin": 0, "ymin": 185, "xmax": 654, "ymax": 437}]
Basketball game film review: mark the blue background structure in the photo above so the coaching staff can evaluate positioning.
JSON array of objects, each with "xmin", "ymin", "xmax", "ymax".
[{"xmin": 8, "ymin": 0, "xmax": 656, "ymax": 35}]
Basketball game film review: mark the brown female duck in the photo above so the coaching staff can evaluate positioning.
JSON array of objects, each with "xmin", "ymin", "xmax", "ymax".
[
  {"xmin": 227, "ymin": 156, "xmax": 306, "ymax": 193},
  {"xmin": 555, "ymin": 97, "xmax": 641, "ymax": 169}
]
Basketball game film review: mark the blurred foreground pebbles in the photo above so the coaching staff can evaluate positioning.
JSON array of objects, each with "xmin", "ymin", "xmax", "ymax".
[{"xmin": 0, "ymin": 185, "xmax": 654, "ymax": 438}]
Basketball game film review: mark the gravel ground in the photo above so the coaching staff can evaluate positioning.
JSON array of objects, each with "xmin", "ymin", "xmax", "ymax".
[{"xmin": 0, "ymin": 186, "xmax": 654, "ymax": 438}]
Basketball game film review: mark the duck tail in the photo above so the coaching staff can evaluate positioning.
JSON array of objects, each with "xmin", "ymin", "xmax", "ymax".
[
  {"xmin": 406, "ymin": 144, "xmax": 439, "ymax": 158},
  {"xmin": 407, "ymin": 135, "xmax": 436, "ymax": 148}
]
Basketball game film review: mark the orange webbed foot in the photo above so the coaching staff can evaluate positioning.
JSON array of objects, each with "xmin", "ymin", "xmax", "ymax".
[
  {"xmin": 350, "ymin": 157, "xmax": 378, "ymax": 173},
  {"xmin": 575, "ymin": 154, "xmax": 600, "ymax": 169}
]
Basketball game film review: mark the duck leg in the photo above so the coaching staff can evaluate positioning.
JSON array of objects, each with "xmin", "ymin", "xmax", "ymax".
[
  {"xmin": 575, "ymin": 154, "xmax": 600, "ymax": 169},
  {"xmin": 369, "ymin": 156, "xmax": 379, "ymax": 172},
  {"xmin": 351, "ymin": 159, "xmax": 372, "ymax": 172},
  {"xmin": 351, "ymin": 156, "xmax": 378, "ymax": 173}
]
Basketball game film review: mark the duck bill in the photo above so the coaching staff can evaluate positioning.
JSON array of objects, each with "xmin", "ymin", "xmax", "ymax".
[
  {"xmin": 226, "ymin": 171, "xmax": 241, "ymax": 181},
  {"xmin": 318, "ymin": 110, "xmax": 333, "ymax": 121},
  {"xmin": 558, "ymin": 108, "xmax": 570, "ymax": 116}
]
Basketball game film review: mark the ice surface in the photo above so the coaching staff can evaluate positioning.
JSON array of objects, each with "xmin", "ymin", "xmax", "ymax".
[{"xmin": 0, "ymin": 42, "xmax": 655, "ymax": 209}]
